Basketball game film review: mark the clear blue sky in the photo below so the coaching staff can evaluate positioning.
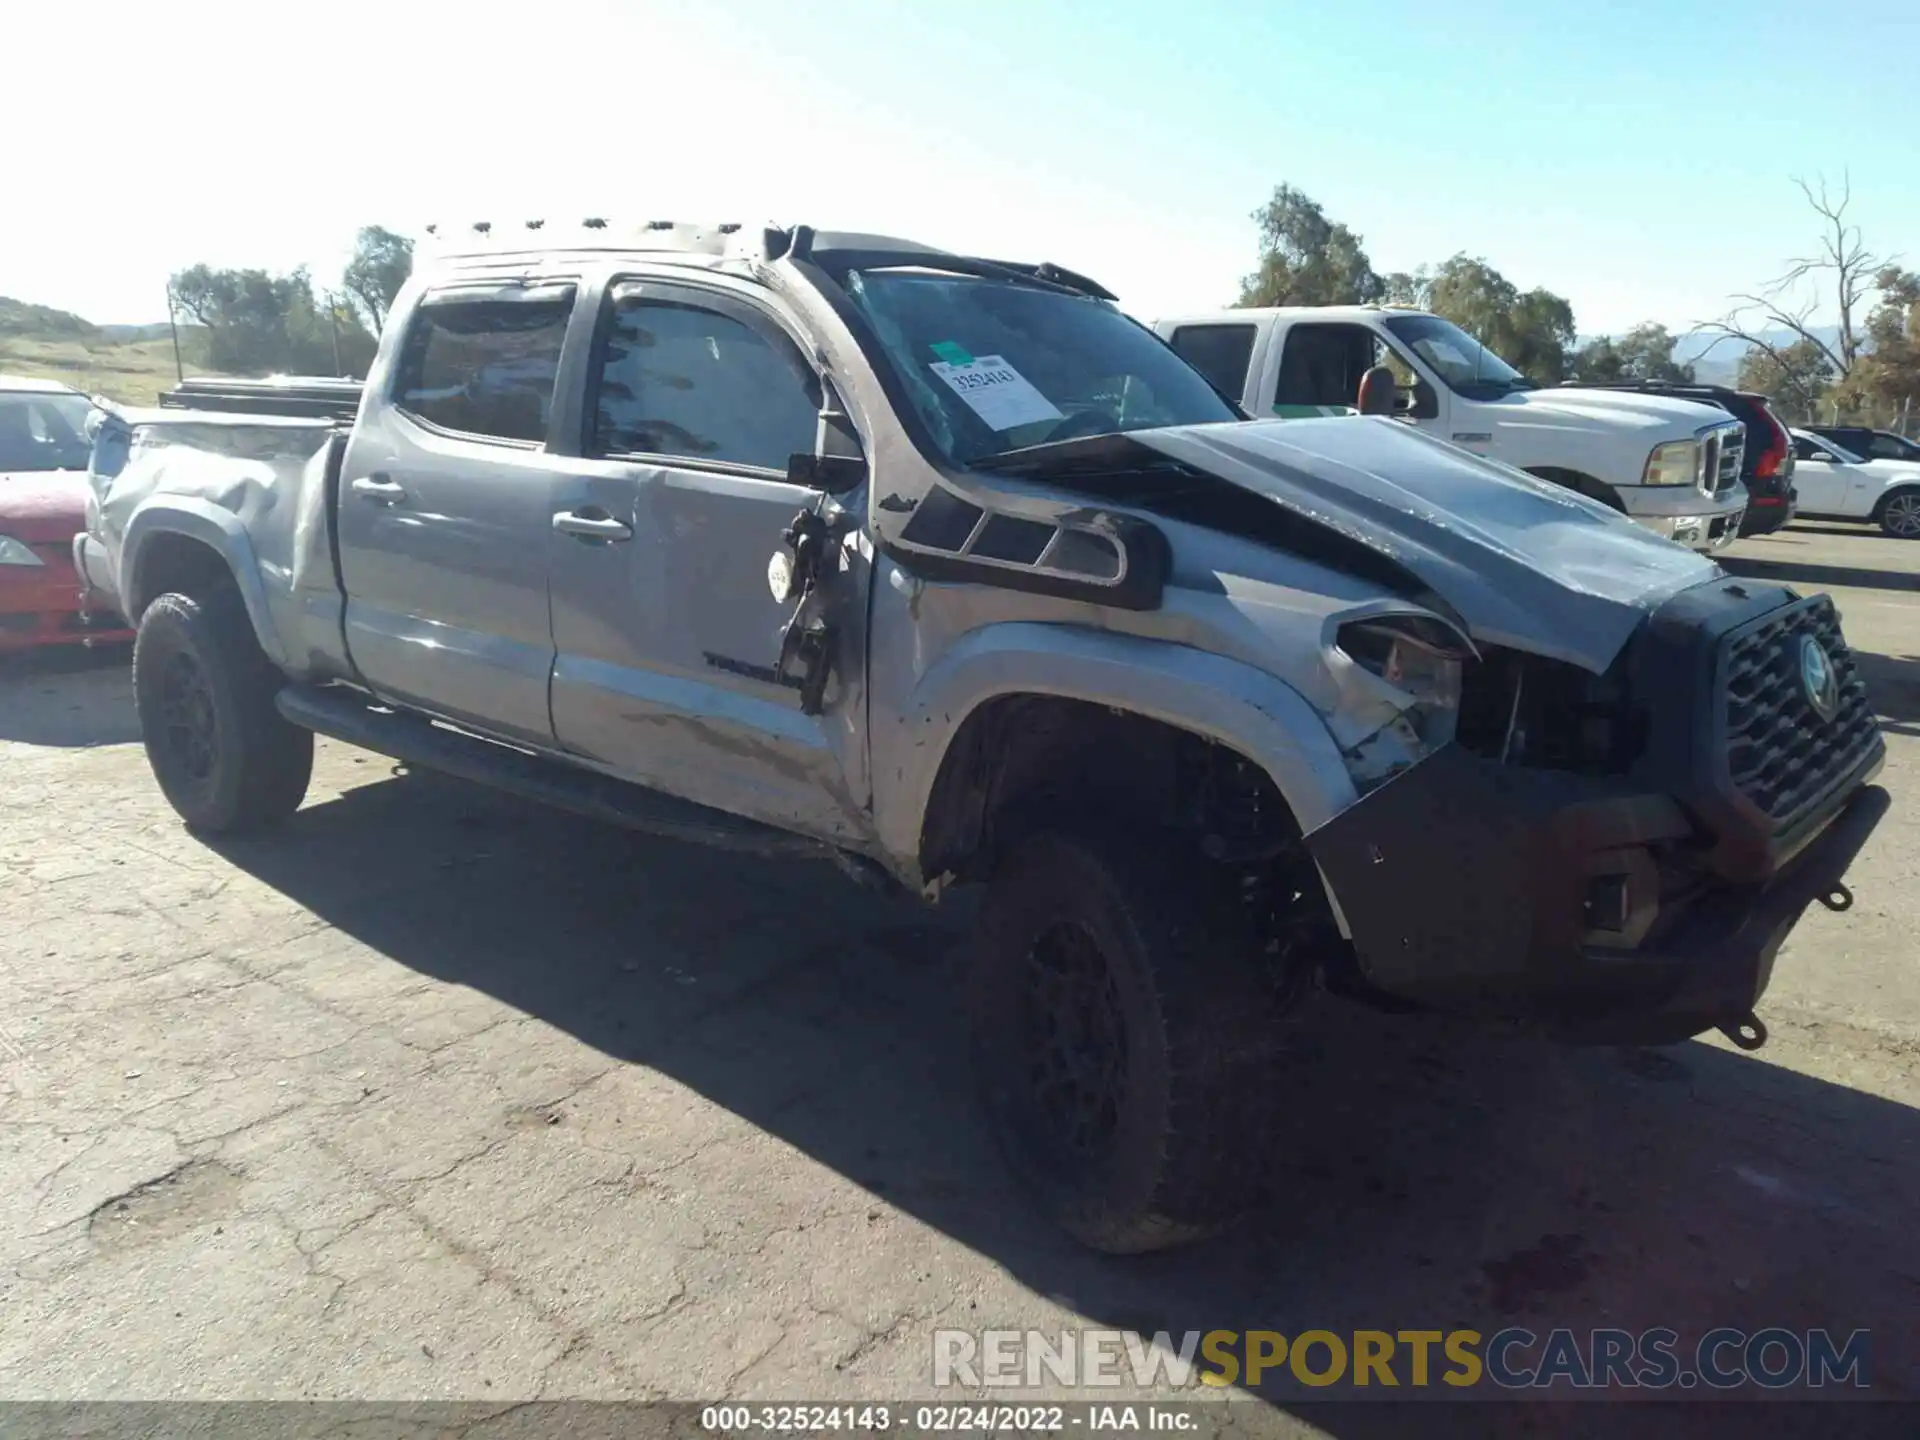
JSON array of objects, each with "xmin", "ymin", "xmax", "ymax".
[{"xmin": 10, "ymin": 0, "xmax": 1917, "ymax": 336}]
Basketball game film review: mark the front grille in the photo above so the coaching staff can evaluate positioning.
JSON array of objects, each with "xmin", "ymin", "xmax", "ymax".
[
  {"xmin": 1721, "ymin": 597, "xmax": 1878, "ymax": 831},
  {"xmin": 1705, "ymin": 425, "xmax": 1746, "ymax": 495}
]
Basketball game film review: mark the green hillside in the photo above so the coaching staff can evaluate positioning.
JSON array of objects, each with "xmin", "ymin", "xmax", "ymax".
[{"xmin": 0, "ymin": 297, "xmax": 223, "ymax": 406}]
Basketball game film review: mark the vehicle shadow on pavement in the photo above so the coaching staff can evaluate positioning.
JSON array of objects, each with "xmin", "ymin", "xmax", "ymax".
[
  {"xmin": 1852, "ymin": 648, "xmax": 1920, "ymax": 737},
  {"xmin": 1719, "ymin": 553, "xmax": 1919, "ymax": 595},
  {"xmin": 205, "ymin": 769, "xmax": 1920, "ymax": 1423},
  {"xmin": 0, "ymin": 642, "xmax": 138, "ymax": 746}
]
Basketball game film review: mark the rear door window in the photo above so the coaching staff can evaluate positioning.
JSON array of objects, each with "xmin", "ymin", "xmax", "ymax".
[
  {"xmin": 393, "ymin": 287, "xmax": 577, "ymax": 445},
  {"xmin": 1166, "ymin": 324, "xmax": 1255, "ymax": 402}
]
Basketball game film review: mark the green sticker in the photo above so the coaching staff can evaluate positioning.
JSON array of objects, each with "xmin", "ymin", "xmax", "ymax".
[
  {"xmin": 930, "ymin": 340, "xmax": 975, "ymax": 366},
  {"xmin": 1271, "ymin": 403, "xmax": 1356, "ymax": 419}
]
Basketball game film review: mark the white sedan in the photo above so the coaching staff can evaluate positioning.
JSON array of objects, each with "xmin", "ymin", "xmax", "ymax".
[{"xmin": 1789, "ymin": 429, "xmax": 1920, "ymax": 539}]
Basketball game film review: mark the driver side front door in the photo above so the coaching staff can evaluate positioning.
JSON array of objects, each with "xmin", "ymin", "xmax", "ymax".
[{"xmin": 545, "ymin": 278, "xmax": 872, "ymax": 842}]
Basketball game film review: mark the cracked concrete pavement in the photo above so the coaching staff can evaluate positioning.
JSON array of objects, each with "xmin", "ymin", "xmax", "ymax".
[{"xmin": 0, "ymin": 522, "xmax": 1915, "ymax": 1417}]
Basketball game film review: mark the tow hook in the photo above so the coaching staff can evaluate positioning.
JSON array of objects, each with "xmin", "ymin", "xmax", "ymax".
[
  {"xmin": 1718, "ymin": 1013, "xmax": 1768, "ymax": 1052},
  {"xmin": 1818, "ymin": 882, "xmax": 1853, "ymax": 912}
]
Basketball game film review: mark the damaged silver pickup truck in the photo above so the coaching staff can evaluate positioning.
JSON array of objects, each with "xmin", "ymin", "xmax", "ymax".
[{"xmin": 79, "ymin": 222, "xmax": 1889, "ymax": 1253}]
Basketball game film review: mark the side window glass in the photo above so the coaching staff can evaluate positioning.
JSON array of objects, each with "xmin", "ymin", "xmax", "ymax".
[
  {"xmin": 1274, "ymin": 325, "xmax": 1375, "ymax": 412},
  {"xmin": 1372, "ymin": 337, "xmax": 1417, "ymax": 389},
  {"xmin": 1867, "ymin": 435, "xmax": 1904, "ymax": 460},
  {"xmin": 592, "ymin": 296, "xmax": 819, "ymax": 470},
  {"xmin": 1792, "ymin": 436, "xmax": 1822, "ymax": 462},
  {"xmin": 1166, "ymin": 324, "xmax": 1255, "ymax": 401},
  {"xmin": 393, "ymin": 291, "xmax": 576, "ymax": 444}
]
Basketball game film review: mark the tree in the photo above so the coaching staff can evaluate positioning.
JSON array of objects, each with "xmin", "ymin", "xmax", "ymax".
[
  {"xmin": 1237, "ymin": 185, "xmax": 1384, "ymax": 308},
  {"xmin": 1421, "ymin": 255, "xmax": 1577, "ymax": 382},
  {"xmin": 1736, "ymin": 338, "xmax": 1834, "ymax": 423},
  {"xmin": 1382, "ymin": 268, "xmax": 1431, "ymax": 307},
  {"xmin": 1698, "ymin": 175, "xmax": 1884, "ymax": 389},
  {"xmin": 1569, "ymin": 323, "xmax": 1695, "ymax": 384},
  {"xmin": 1848, "ymin": 265, "xmax": 1920, "ymax": 427},
  {"xmin": 169, "ymin": 263, "xmax": 375, "ymax": 377},
  {"xmin": 342, "ymin": 226, "xmax": 415, "ymax": 335}
]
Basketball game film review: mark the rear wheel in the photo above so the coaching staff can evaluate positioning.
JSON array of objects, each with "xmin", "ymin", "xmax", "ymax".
[
  {"xmin": 1876, "ymin": 489, "xmax": 1920, "ymax": 539},
  {"xmin": 968, "ymin": 825, "xmax": 1292, "ymax": 1253},
  {"xmin": 133, "ymin": 586, "xmax": 313, "ymax": 831}
]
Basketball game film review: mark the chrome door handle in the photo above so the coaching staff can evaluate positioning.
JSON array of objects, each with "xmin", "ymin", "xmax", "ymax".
[
  {"xmin": 552, "ymin": 510, "xmax": 633, "ymax": 542},
  {"xmin": 350, "ymin": 476, "xmax": 407, "ymax": 504}
]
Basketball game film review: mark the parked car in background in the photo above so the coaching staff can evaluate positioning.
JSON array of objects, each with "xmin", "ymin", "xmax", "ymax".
[
  {"xmin": 0, "ymin": 375, "xmax": 132, "ymax": 652},
  {"xmin": 1154, "ymin": 307, "xmax": 1749, "ymax": 552},
  {"xmin": 1572, "ymin": 382, "xmax": 1797, "ymax": 537},
  {"xmin": 1807, "ymin": 425, "xmax": 1920, "ymax": 466},
  {"xmin": 1789, "ymin": 430, "xmax": 1920, "ymax": 538}
]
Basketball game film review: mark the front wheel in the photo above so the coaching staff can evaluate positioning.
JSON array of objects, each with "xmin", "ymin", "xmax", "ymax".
[
  {"xmin": 133, "ymin": 586, "xmax": 313, "ymax": 832},
  {"xmin": 968, "ymin": 826, "xmax": 1292, "ymax": 1253},
  {"xmin": 1877, "ymin": 489, "xmax": 1920, "ymax": 539}
]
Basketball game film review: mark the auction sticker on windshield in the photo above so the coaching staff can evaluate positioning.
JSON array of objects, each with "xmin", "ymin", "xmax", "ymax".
[{"xmin": 929, "ymin": 355, "xmax": 1065, "ymax": 432}]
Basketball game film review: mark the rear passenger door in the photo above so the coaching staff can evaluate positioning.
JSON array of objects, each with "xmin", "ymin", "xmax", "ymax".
[
  {"xmin": 336, "ymin": 281, "xmax": 580, "ymax": 744},
  {"xmin": 545, "ymin": 277, "xmax": 869, "ymax": 840}
]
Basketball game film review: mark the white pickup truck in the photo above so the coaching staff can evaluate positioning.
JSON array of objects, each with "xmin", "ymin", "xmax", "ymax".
[{"xmin": 1155, "ymin": 306, "xmax": 1750, "ymax": 553}]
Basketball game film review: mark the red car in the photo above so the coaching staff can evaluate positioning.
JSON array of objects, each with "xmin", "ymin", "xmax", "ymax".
[{"xmin": 0, "ymin": 376, "xmax": 133, "ymax": 652}]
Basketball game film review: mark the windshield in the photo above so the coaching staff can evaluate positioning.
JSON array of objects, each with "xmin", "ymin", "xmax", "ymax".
[
  {"xmin": 0, "ymin": 392, "xmax": 96, "ymax": 472},
  {"xmin": 841, "ymin": 270, "xmax": 1238, "ymax": 466},
  {"xmin": 1381, "ymin": 314, "xmax": 1531, "ymax": 397}
]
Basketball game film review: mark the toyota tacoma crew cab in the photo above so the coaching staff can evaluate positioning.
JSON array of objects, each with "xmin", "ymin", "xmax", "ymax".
[{"xmin": 80, "ymin": 222, "xmax": 1888, "ymax": 1253}]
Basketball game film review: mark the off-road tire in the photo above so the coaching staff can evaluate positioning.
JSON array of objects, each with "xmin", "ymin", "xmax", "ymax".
[
  {"xmin": 133, "ymin": 586, "xmax": 313, "ymax": 832},
  {"xmin": 968, "ymin": 825, "xmax": 1291, "ymax": 1254}
]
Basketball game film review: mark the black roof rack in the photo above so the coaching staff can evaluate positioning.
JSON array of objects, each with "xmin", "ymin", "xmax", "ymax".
[{"xmin": 804, "ymin": 241, "xmax": 1119, "ymax": 302}]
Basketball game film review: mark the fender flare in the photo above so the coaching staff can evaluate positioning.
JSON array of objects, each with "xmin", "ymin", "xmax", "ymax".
[
  {"xmin": 121, "ymin": 498, "xmax": 290, "ymax": 668},
  {"xmin": 876, "ymin": 621, "xmax": 1360, "ymax": 869}
]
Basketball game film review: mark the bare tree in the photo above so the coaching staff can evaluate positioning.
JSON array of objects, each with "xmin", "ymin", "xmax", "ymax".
[{"xmin": 1695, "ymin": 174, "xmax": 1889, "ymax": 382}]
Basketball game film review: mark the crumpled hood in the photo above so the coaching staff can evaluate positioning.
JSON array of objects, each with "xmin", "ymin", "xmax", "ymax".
[
  {"xmin": 1131, "ymin": 418, "xmax": 1721, "ymax": 673},
  {"xmin": 0, "ymin": 469, "xmax": 90, "ymax": 543},
  {"xmin": 1497, "ymin": 386, "xmax": 1730, "ymax": 435}
]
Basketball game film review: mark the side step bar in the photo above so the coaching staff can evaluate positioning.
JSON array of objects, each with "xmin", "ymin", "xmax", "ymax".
[{"xmin": 276, "ymin": 682, "xmax": 851, "ymax": 866}]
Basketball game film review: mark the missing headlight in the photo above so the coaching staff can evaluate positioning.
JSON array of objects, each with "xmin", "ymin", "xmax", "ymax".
[
  {"xmin": 1455, "ymin": 645, "xmax": 1643, "ymax": 775},
  {"xmin": 1335, "ymin": 615, "xmax": 1472, "ymax": 746}
]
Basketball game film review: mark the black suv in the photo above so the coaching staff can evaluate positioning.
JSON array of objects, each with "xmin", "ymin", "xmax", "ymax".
[
  {"xmin": 1807, "ymin": 426, "xmax": 1920, "ymax": 465},
  {"xmin": 1573, "ymin": 383, "xmax": 1799, "ymax": 536}
]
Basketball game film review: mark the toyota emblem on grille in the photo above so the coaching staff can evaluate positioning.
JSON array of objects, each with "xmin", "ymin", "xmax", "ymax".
[{"xmin": 1799, "ymin": 635, "xmax": 1840, "ymax": 723}]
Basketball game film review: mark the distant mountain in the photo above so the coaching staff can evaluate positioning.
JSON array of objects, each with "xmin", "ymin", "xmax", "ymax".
[
  {"xmin": 1569, "ymin": 325, "xmax": 1846, "ymax": 388},
  {"xmin": 0, "ymin": 296, "xmax": 98, "ymax": 341},
  {"xmin": 100, "ymin": 323, "xmax": 180, "ymax": 343}
]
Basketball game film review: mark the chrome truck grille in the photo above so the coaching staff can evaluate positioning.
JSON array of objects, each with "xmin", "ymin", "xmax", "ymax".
[
  {"xmin": 1721, "ymin": 596, "xmax": 1878, "ymax": 831},
  {"xmin": 1703, "ymin": 422, "xmax": 1746, "ymax": 496}
]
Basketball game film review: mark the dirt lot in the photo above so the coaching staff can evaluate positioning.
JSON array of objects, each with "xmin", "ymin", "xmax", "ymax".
[{"xmin": 1, "ymin": 521, "xmax": 1915, "ymax": 1421}]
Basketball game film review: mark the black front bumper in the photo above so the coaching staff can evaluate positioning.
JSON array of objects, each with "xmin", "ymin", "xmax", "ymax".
[
  {"xmin": 1306, "ymin": 742, "xmax": 1889, "ymax": 1047},
  {"xmin": 1550, "ymin": 781, "xmax": 1887, "ymax": 1044}
]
